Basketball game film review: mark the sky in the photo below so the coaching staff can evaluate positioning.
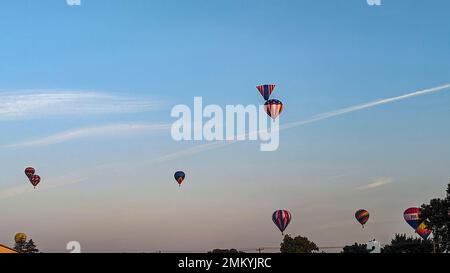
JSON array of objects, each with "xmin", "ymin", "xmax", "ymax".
[{"xmin": 0, "ymin": 0, "xmax": 449, "ymax": 252}]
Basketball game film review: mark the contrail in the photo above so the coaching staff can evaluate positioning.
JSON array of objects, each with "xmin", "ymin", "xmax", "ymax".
[
  {"xmin": 4, "ymin": 123, "xmax": 171, "ymax": 148},
  {"xmin": 281, "ymin": 83, "xmax": 450, "ymax": 130},
  {"xmin": 0, "ymin": 91, "xmax": 163, "ymax": 120},
  {"xmin": 155, "ymin": 83, "xmax": 450, "ymax": 162},
  {"xmin": 0, "ymin": 175, "xmax": 88, "ymax": 200}
]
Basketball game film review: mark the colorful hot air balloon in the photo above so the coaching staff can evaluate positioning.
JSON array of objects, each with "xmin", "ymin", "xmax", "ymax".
[
  {"xmin": 416, "ymin": 222, "xmax": 432, "ymax": 240},
  {"xmin": 264, "ymin": 99, "xmax": 283, "ymax": 120},
  {"xmin": 403, "ymin": 207, "xmax": 421, "ymax": 230},
  {"xmin": 24, "ymin": 167, "xmax": 35, "ymax": 178},
  {"xmin": 29, "ymin": 175, "xmax": 41, "ymax": 189},
  {"xmin": 14, "ymin": 233, "xmax": 27, "ymax": 244},
  {"xmin": 272, "ymin": 210, "xmax": 292, "ymax": 235},
  {"xmin": 174, "ymin": 171, "xmax": 185, "ymax": 187},
  {"xmin": 256, "ymin": 84, "xmax": 276, "ymax": 101},
  {"xmin": 403, "ymin": 207, "xmax": 432, "ymax": 239},
  {"xmin": 355, "ymin": 209, "xmax": 370, "ymax": 228}
]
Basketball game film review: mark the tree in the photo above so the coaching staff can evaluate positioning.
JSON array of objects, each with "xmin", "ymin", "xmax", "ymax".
[
  {"xmin": 14, "ymin": 239, "xmax": 39, "ymax": 253},
  {"xmin": 342, "ymin": 243, "xmax": 369, "ymax": 253},
  {"xmin": 24, "ymin": 239, "xmax": 39, "ymax": 253},
  {"xmin": 14, "ymin": 241, "xmax": 26, "ymax": 253},
  {"xmin": 280, "ymin": 234, "xmax": 319, "ymax": 253},
  {"xmin": 420, "ymin": 181, "xmax": 449, "ymax": 253},
  {"xmin": 382, "ymin": 234, "xmax": 433, "ymax": 253}
]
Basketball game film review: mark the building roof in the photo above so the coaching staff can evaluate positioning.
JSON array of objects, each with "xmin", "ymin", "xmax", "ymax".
[{"xmin": 0, "ymin": 244, "xmax": 17, "ymax": 253}]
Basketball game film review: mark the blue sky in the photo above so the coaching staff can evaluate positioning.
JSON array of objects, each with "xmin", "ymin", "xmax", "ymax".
[{"xmin": 0, "ymin": 0, "xmax": 449, "ymax": 252}]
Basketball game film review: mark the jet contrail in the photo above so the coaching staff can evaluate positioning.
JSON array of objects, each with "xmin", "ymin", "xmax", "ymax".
[
  {"xmin": 4, "ymin": 123, "xmax": 171, "ymax": 148},
  {"xmin": 155, "ymin": 83, "xmax": 450, "ymax": 162},
  {"xmin": 281, "ymin": 83, "xmax": 450, "ymax": 130}
]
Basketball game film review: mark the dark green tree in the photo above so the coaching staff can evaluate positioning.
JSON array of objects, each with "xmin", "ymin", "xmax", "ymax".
[
  {"xmin": 382, "ymin": 234, "xmax": 433, "ymax": 253},
  {"xmin": 420, "ymin": 181, "xmax": 449, "ymax": 253},
  {"xmin": 280, "ymin": 234, "xmax": 319, "ymax": 253},
  {"xmin": 14, "ymin": 241, "xmax": 26, "ymax": 253},
  {"xmin": 14, "ymin": 239, "xmax": 39, "ymax": 253},
  {"xmin": 342, "ymin": 243, "xmax": 369, "ymax": 253},
  {"xmin": 24, "ymin": 239, "xmax": 39, "ymax": 253}
]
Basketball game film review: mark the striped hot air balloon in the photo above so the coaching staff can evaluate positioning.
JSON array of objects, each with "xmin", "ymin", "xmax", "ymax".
[
  {"xmin": 256, "ymin": 84, "xmax": 276, "ymax": 101},
  {"xmin": 272, "ymin": 210, "xmax": 292, "ymax": 235},
  {"xmin": 403, "ymin": 207, "xmax": 421, "ymax": 230},
  {"xmin": 264, "ymin": 99, "xmax": 283, "ymax": 120},
  {"xmin": 355, "ymin": 209, "xmax": 370, "ymax": 228},
  {"xmin": 24, "ymin": 167, "xmax": 35, "ymax": 178},
  {"xmin": 29, "ymin": 175, "xmax": 41, "ymax": 189}
]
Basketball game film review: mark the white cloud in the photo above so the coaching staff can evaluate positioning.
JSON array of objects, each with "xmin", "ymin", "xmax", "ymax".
[
  {"xmin": 4, "ymin": 123, "xmax": 170, "ymax": 148},
  {"xmin": 0, "ymin": 175, "xmax": 87, "ymax": 200},
  {"xmin": 355, "ymin": 177, "xmax": 392, "ymax": 190},
  {"xmin": 0, "ymin": 91, "xmax": 163, "ymax": 120}
]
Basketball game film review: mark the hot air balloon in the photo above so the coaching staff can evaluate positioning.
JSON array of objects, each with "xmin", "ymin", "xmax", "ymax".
[
  {"xmin": 174, "ymin": 171, "xmax": 185, "ymax": 187},
  {"xmin": 403, "ymin": 207, "xmax": 421, "ymax": 230},
  {"xmin": 29, "ymin": 175, "xmax": 41, "ymax": 189},
  {"xmin": 264, "ymin": 99, "xmax": 283, "ymax": 120},
  {"xmin": 355, "ymin": 209, "xmax": 370, "ymax": 228},
  {"xmin": 272, "ymin": 210, "xmax": 291, "ymax": 235},
  {"xmin": 14, "ymin": 233, "xmax": 27, "ymax": 244},
  {"xmin": 256, "ymin": 84, "xmax": 276, "ymax": 101},
  {"xmin": 24, "ymin": 167, "xmax": 35, "ymax": 178},
  {"xmin": 416, "ymin": 222, "xmax": 432, "ymax": 240},
  {"xmin": 403, "ymin": 207, "xmax": 432, "ymax": 239}
]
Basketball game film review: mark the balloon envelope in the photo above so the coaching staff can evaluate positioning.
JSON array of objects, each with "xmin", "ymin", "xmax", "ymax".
[
  {"xmin": 29, "ymin": 175, "xmax": 41, "ymax": 188},
  {"xmin": 416, "ymin": 222, "xmax": 432, "ymax": 240},
  {"xmin": 404, "ymin": 207, "xmax": 432, "ymax": 239},
  {"xmin": 272, "ymin": 210, "xmax": 292, "ymax": 234},
  {"xmin": 256, "ymin": 84, "xmax": 276, "ymax": 100},
  {"xmin": 264, "ymin": 99, "xmax": 283, "ymax": 120},
  {"xmin": 174, "ymin": 171, "xmax": 185, "ymax": 186},
  {"xmin": 403, "ymin": 207, "xmax": 421, "ymax": 230},
  {"xmin": 355, "ymin": 209, "xmax": 370, "ymax": 227},
  {"xmin": 14, "ymin": 233, "xmax": 27, "ymax": 243},
  {"xmin": 24, "ymin": 167, "xmax": 35, "ymax": 178}
]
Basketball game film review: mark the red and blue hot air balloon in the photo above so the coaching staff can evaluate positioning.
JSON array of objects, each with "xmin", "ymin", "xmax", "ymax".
[
  {"xmin": 24, "ymin": 167, "xmax": 35, "ymax": 178},
  {"xmin": 25, "ymin": 167, "xmax": 41, "ymax": 189},
  {"xmin": 256, "ymin": 84, "xmax": 276, "ymax": 101},
  {"xmin": 403, "ymin": 207, "xmax": 432, "ymax": 240},
  {"xmin": 272, "ymin": 210, "xmax": 292, "ymax": 235},
  {"xmin": 29, "ymin": 175, "xmax": 41, "ymax": 189},
  {"xmin": 403, "ymin": 207, "xmax": 421, "ymax": 230},
  {"xmin": 355, "ymin": 209, "xmax": 370, "ymax": 228},
  {"xmin": 264, "ymin": 99, "xmax": 283, "ymax": 120},
  {"xmin": 174, "ymin": 171, "xmax": 186, "ymax": 187}
]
